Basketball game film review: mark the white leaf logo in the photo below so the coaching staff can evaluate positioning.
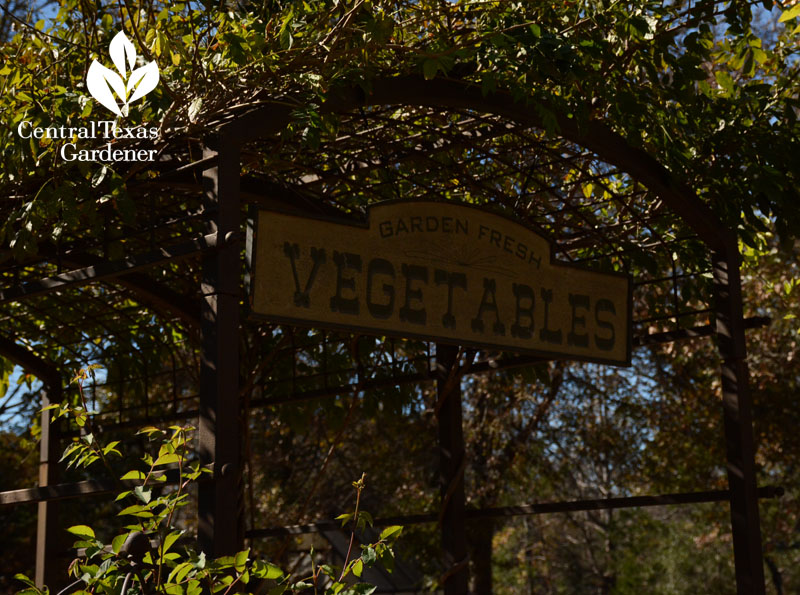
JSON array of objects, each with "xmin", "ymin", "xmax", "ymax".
[
  {"xmin": 86, "ymin": 31, "xmax": 159, "ymax": 117},
  {"xmin": 127, "ymin": 62, "xmax": 159, "ymax": 104},
  {"xmin": 109, "ymin": 31, "xmax": 136, "ymax": 77}
]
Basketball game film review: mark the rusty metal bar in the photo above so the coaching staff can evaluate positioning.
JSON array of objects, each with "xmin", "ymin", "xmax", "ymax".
[
  {"xmin": 0, "ymin": 468, "xmax": 197, "ymax": 506},
  {"xmin": 36, "ymin": 378, "xmax": 62, "ymax": 589},
  {"xmin": 713, "ymin": 246, "xmax": 766, "ymax": 595},
  {"xmin": 0, "ymin": 478, "xmax": 119, "ymax": 506},
  {"xmin": 198, "ymin": 134, "xmax": 244, "ymax": 558},
  {"xmin": 435, "ymin": 344, "xmax": 469, "ymax": 594},
  {"xmin": 246, "ymin": 486, "xmax": 784, "ymax": 538},
  {"xmin": 633, "ymin": 316, "xmax": 769, "ymax": 347},
  {"xmin": 0, "ymin": 233, "xmax": 220, "ymax": 304},
  {"xmin": 5, "ymin": 480, "xmax": 781, "ymax": 516},
  {"xmin": 56, "ymin": 252, "xmax": 201, "ymax": 332}
]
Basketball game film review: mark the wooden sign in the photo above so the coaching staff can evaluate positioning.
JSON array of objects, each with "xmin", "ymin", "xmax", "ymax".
[{"xmin": 249, "ymin": 202, "xmax": 631, "ymax": 365}]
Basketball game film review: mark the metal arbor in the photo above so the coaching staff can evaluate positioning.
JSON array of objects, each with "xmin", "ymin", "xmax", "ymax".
[{"xmin": 0, "ymin": 76, "xmax": 774, "ymax": 593}]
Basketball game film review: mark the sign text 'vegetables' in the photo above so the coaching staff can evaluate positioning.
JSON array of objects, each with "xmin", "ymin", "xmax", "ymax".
[{"xmin": 249, "ymin": 202, "xmax": 631, "ymax": 365}]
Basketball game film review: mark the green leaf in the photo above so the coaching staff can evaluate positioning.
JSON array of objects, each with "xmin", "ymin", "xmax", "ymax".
[
  {"xmin": 195, "ymin": 551, "xmax": 206, "ymax": 569},
  {"xmin": 361, "ymin": 545, "xmax": 377, "ymax": 566},
  {"xmin": 357, "ymin": 511, "xmax": 373, "ymax": 529},
  {"xmin": 103, "ymin": 441, "xmax": 121, "ymax": 456},
  {"xmin": 118, "ymin": 504, "xmax": 154, "ymax": 518},
  {"xmin": 214, "ymin": 555, "xmax": 236, "ymax": 569},
  {"xmin": 234, "ymin": 548, "xmax": 249, "ymax": 572},
  {"xmin": 111, "ymin": 533, "xmax": 129, "ymax": 555},
  {"xmin": 67, "ymin": 525, "xmax": 95, "ymax": 539},
  {"xmin": 379, "ymin": 525, "xmax": 403, "ymax": 541},
  {"xmin": 133, "ymin": 486, "xmax": 152, "ymax": 504},
  {"xmin": 13, "ymin": 574, "xmax": 38, "ymax": 588},
  {"xmin": 60, "ymin": 442, "xmax": 83, "ymax": 463},
  {"xmin": 168, "ymin": 561, "xmax": 193, "ymax": 584},
  {"xmin": 352, "ymin": 558, "xmax": 363, "ymax": 578},
  {"xmin": 422, "ymin": 59, "xmax": 439, "ymax": 80},
  {"xmin": 154, "ymin": 452, "xmax": 181, "ymax": 466},
  {"xmin": 137, "ymin": 426, "xmax": 164, "ymax": 437},
  {"xmin": 163, "ymin": 530, "xmax": 183, "ymax": 555},
  {"xmin": 715, "ymin": 70, "xmax": 734, "ymax": 96},
  {"xmin": 378, "ymin": 545, "xmax": 394, "ymax": 574},
  {"xmin": 336, "ymin": 512, "xmax": 353, "ymax": 527},
  {"xmin": 120, "ymin": 470, "xmax": 147, "ymax": 481},
  {"xmin": 779, "ymin": 4, "xmax": 800, "ymax": 23},
  {"xmin": 252, "ymin": 560, "xmax": 283, "ymax": 579},
  {"xmin": 211, "ymin": 575, "xmax": 234, "ymax": 593}
]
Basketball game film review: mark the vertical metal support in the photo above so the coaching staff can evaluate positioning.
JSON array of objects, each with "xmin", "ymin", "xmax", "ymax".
[
  {"xmin": 199, "ymin": 135, "xmax": 243, "ymax": 557},
  {"xmin": 0, "ymin": 338, "xmax": 64, "ymax": 588},
  {"xmin": 435, "ymin": 344, "xmax": 469, "ymax": 594},
  {"xmin": 35, "ymin": 377, "xmax": 62, "ymax": 589},
  {"xmin": 713, "ymin": 247, "xmax": 766, "ymax": 595},
  {"xmin": 470, "ymin": 520, "xmax": 494, "ymax": 594}
]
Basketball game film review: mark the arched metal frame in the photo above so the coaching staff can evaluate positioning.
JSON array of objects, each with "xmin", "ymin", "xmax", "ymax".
[
  {"xmin": 195, "ymin": 76, "xmax": 765, "ymax": 593},
  {"xmin": 0, "ymin": 75, "xmax": 767, "ymax": 594}
]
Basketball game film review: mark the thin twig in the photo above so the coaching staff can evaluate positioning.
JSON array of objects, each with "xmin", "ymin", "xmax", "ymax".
[
  {"xmin": 337, "ymin": 473, "xmax": 366, "ymax": 583},
  {"xmin": 0, "ymin": 3, "xmax": 84, "ymax": 47}
]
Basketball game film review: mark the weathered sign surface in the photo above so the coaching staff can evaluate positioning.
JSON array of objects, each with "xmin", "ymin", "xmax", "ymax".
[{"xmin": 249, "ymin": 202, "xmax": 631, "ymax": 365}]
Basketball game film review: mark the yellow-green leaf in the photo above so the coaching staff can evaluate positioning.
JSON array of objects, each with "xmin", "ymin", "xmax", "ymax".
[
  {"xmin": 379, "ymin": 525, "xmax": 403, "ymax": 540},
  {"xmin": 154, "ymin": 452, "xmax": 181, "ymax": 466},
  {"xmin": 67, "ymin": 525, "xmax": 95, "ymax": 539},
  {"xmin": 779, "ymin": 4, "xmax": 800, "ymax": 23},
  {"xmin": 120, "ymin": 470, "xmax": 147, "ymax": 481},
  {"xmin": 162, "ymin": 530, "xmax": 182, "ymax": 555}
]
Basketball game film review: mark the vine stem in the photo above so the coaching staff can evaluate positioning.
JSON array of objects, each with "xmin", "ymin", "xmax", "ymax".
[
  {"xmin": 75, "ymin": 373, "xmax": 116, "ymax": 478},
  {"xmin": 337, "ymin": 473, "xmax": 366, "ymax": 583},
  {"xmin": 156, "ymin": 428, "xmax": 187, "ymax": 591}
]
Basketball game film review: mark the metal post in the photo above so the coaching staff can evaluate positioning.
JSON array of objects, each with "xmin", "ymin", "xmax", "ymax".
[
  {"xmin": 35, "ymin": 376, "xmax": 62, "ymax": 589},
  {"xmin": 198, "ymin": 135, "xmax": 243, "ymax": 557},
  {"xmin": 713, "ymin": 247, "xmax": 766, "ymax": 594},
  {"xmin": 435, "ymin": 344, "xmax": 469, "ymax": 594}
]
